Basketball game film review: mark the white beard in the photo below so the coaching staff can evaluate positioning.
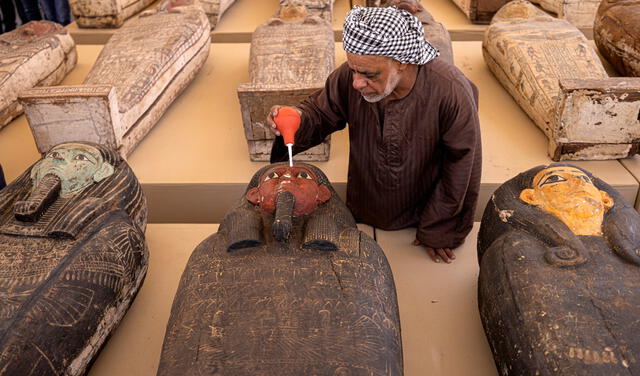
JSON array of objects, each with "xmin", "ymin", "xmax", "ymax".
[{"xmin": 362, "ymin": 70, "xmax": 402, "ymax": 103}]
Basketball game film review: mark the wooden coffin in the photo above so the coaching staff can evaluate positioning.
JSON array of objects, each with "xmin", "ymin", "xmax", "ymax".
[
  {"xmin": 0, "ymin": 21, "xmax": 76, "ymax": 130},
  {"xmin": 0, "ymin": 142, "xmax": 148, "ymax": 375},
  {"xmin": 595, "ymin": 0, "xmax": 640, "ymax": 77},
  {"xmin": 20, "ymin": 0, "xmax": 211, "ymax": 158},
  {"xmin": 529, "ymin": 0, "xmax": 601, "ymax": 28},
  {"xmin": 449, "ymin": 0, "xmax": 509, "ymax": 24},
  {"xmin": 483, "ymin": 0, "xmax": 640, "ymax": 161},
  {"xmin": 478, "ymin": 163, "xmax": 640, "ymax": 375},
  {"xmin": 69, "ymin": 0, "xmax": 155, "ymax": 28},
  {"xmin": 237, "ymin": 4, "xmax": 334, "ymax": 161},
  {"xmin": 201, "ymin": 0, "xmax": 238, "ymax": 29},
  {"xmin": 158, "ymin": 163, "xmax": 403, "ymax": 375}
]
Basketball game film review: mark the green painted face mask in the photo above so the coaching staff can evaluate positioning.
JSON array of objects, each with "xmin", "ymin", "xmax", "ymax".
[{"xmin": 31, "ymin": 143, "xmax": 115, "ymax": 197}]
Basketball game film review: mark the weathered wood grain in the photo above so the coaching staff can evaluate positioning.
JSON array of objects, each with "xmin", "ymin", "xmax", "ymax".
[
  {"xmin": 0, "ymin": 142, "xmax": 148, "ymax": 376},
  {"xmin": 595, "ymin": 0, "xmax": 640, "ymax": 77},
  {"xmin": 530, "ymin": 0, "xmax": 601, "ymax": 28},
  {"xmin": 158, "ymin": 163, "xmax": 403, "ymax": 375},
  {"xmin": 483, "ymin": 0, "xmax": 640, "ymax": 161},
  {"xmin": 0, "ymin": 21, "xmax": 76, "ymax": 130},
  {"xmin": 69, "ymin": 0, "xmax": 156, "ymax": 28},
  {"xmin": 20, "ymin": 0, "xmax": 211, "ymax": 158},
  {"xmin": 237, "ymin": 3, "xmax": 335, "ymax": 161},
  {"xmin": 478, "ymin": 163, "xmax": 640, "ymax": 375}
]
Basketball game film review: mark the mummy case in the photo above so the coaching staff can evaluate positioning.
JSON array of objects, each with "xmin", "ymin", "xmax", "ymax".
[
  {"xmin": 69, "ymin": 0, "xmax": 156, "ymax": 28},
  {"xmin": 594, "ymin": 0, "xmax": 640, "ymax": 78}
]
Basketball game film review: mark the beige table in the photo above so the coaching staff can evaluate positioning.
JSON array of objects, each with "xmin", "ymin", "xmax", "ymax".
[
  {"xmin": 88, "ymin": 223, "xmax": 497, "ymax": 376},
  {"xmin": 1, "ymin": 42, "xmax": 636, "ymax": 223}
]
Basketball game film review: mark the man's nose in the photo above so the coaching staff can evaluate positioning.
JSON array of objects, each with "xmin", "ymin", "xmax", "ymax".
[{"xmin": 352, "ymin": 75, "xmax": 367, "ymax": 90}]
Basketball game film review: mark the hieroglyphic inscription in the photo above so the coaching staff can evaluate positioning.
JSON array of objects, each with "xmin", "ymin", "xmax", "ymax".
[
  {"xmin": 530, "ymin": 0, "xmax": 601, "ymax": 28},
  {"xmin": 484, "ymin": 0, "xmax": 640, "ymax": 160},
  {"xmin": 0, "ymin": 142, "xmax": 148, "ymax": 376},
  {"xmin": 595, "ymin": 0, "xmax": 640, "ymax": 77},
  {"xmin": 0, "ymin": 21, "xmax": 76, "ymax": 129},
  {"xmin": 237, "ymin": 3, "xmax": 335, "ymax": 161},
  {"xmin": 70, "ymin": 0, "xmax": 156, "ymax": 28},
  {"xmin": 20, "ymin": 0, "xmax": 211, "ymax": 157}
]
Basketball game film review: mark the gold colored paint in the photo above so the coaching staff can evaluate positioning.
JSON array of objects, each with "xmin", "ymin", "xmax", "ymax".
[{"xmin": 520, "ymin": 167, "xmax": 614, "ymax": 236}]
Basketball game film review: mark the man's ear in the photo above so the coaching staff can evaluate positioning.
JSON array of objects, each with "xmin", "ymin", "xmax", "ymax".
[
  {"xmin": 93, "ymin": 163, "xmax": 114, "ymax": 183},
  {"xmin": 316, "ymin": 185, "xmax": 332, "ymax": 204},
  {"xmin": 600, "ymin": 190, "xmax": 614, "ymax": 211},
  {"xmin": 246, "ymin": 187, "xmax": 261, "ymax": 205},
  {"xmin": 519, "ymin": 189, "xmax": 538, "ymax": 206}
]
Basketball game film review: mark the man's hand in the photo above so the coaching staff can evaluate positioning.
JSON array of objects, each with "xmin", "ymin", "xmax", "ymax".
[
  {"xmin": 266, "ymin": 105, "xmax": 302, "ymax": 137},
  {"xmin": 412, "ymin": 239, "xmax": 456, "ymax": 263}
]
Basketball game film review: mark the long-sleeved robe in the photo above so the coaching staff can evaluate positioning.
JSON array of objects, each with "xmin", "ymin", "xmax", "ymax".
[{"xmin": 271, "ymin": 58, "xmax": 481, "ymax": 248}]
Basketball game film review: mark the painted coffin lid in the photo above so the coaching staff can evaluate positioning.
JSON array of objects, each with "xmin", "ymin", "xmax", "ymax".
[
  {"xmin": 20, "ymin": 0, "xmax": 211, "ymax": 157},
  {"xmin": 483, "ymin": 0, "xmax": 640, "ymax": 161},
  {"xmin": 158, "ymin": 163, "xmax": 403, "ymax": 375},
  {"xmin": 237, "ymin": 4, "xmax": 335, "ymax": 161},
  {"xmin": 70, "ymin": 0, "xmax": 156, "ymax": 28},
  {"xmin": 0, "ymin": 21, "xmax": 76, "ymax": 130},
  {"xmin": 529, "ymin": 0, "xmax": 602, "ymax": 28},
  {"xmin": 0, "ymin": 142, "xmax": 148, "ymax": 376},
  {"xmin": 478, "ymin": 163, "xmax": 640, "ymax": 374},
  {"xmin": 595, "ymin": 0, "xmax": 640, "ymax": 77}
]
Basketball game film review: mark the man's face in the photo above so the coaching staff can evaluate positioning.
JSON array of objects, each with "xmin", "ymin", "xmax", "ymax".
[
  {"xmin": 346, "ymin": 53, "xmax": 402, "ymax": 103},
  {"xmin": 520, "ymin": 166, "xmax": 613, "ymax": 229},
  {"xmin": 246, "ymin": 165, "xmax": 331, "ymax": 216},
  {"xmin": 32, "ymin": 144, "xmax": 109, "ymax": 197}
]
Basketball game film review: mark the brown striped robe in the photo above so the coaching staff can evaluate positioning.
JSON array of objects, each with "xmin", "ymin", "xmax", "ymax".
[{"xmin": 272, "ymin": 59, "xmax": 481, "ymax": 249}]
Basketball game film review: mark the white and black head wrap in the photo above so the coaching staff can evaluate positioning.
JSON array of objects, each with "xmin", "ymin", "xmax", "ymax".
[{"xmin": 343, "ymin": 6, "xmax": 438, "ymax": 65}]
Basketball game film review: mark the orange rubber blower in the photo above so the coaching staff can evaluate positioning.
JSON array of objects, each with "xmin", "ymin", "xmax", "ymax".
[{"xmin": 273, "ymin": 106, "xmax": 301, "ymax": 167}]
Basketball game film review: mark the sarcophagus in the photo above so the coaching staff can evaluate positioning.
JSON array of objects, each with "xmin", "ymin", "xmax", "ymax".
[
  {"xmin": 158, "ymin": 163, "xmax": 403, "ymax": 375},
  {"xmin": 449, "ymin": 0, "xmax": 509, "ymax": 24},
  {"xmin": 594, "ymin": 0, "xmax": 640, "ymax": 77},
  {"xmin": 0, "ymin": 21, "xmax": 76, "ymax": 130},
  {"xmin": 237, "ymin": 3, "xmax": 334, "ymax": 161},
  {"xmin": 484, "ymin": 0, "xmax": 640, "ymax": 161},
  {"xmin": 478, "ymin": 163, "xmax": 640, "ymax": 375},
  {"xmin": 19, "ymin": 0, "xmax": 210, "ymax": 158},
  {"xmin": 0, "ymin": 142, "xmax": 148, "ymax": 375},
  {"xmin": 69, "ymin": 0, "xmax": 155, "ymax": 28},
  {"xmin": 201, "ymin": 0, "xmax": 238, "ymax": 29},
  {"xmin": 529, "ymin": 0, "xmax": 601, "ymax": 28}
]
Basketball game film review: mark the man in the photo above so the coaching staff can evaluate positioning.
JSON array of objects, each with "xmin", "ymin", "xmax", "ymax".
[{"xmin": 267, "ymin": 6, "xmax": 481, "ymax": 263}]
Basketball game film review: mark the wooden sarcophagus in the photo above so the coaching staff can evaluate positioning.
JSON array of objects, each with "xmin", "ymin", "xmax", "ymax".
[
  {"xmin": 69, "ymin": 0, "xmax": 155, "ymax": 28},
  {"xmin": 529, "ymin": 0, "xmax": 601, "ymax": 28},
  {"xmin": 0, "ymin": 21, "xmax": 76, "ymax": 130},
  {"xmin": 158, "ymin": 163, "xmax": 403, "ymax": 375},
  {"xmin": 19, "ymin": 0, "xmax": 210, "ymax": 158},
  {"xmin": 478, "ymin": 163, "xmax": 640, "ymax": 375},
  {"xmin": 237, "ymin": 3, "xmax": 334, "ymax": 162},
  {"xmin": 484, "ymin": 0, "xmax": 640, "ymax": 161},
  {"xmin": 201, "ymin": 0, "xmax": 238, "ymax": 29},
  {"xmin": 449, "ymin": 0, "xmax": 510, "ymax": 24},
  {"xmin": 0, "ymin": 142, "xmax": 148, "ymax": 375},
  {"xmin": 594, "ymin": 0, "xmax": 640, "ymax": 78}
]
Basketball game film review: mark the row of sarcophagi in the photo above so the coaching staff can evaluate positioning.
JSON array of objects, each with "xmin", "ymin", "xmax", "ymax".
[{"xmin": 1, "ymin": 140, "xmax": 640, "ymax": 374}]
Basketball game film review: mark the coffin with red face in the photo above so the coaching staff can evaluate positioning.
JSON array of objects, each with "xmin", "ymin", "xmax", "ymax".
[{"xmin": 158, "ymin": 163, "xmax": 403, "ymax": 375}]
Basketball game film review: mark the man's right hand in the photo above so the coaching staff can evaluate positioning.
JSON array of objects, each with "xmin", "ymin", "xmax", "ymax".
[{"xmin": 266, "ymin": 105, "xmax": 302, "ymax": 137}]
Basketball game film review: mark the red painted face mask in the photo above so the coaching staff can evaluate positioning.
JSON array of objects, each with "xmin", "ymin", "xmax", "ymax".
[{"xmin": 246, "ymin": 165, "xmax": 332, "ymax": 216}]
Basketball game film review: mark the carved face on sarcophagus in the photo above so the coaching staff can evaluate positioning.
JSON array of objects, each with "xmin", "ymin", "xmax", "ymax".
[
  {"xmin": 478, "ymin": 163, "xmax": 640, "ymax": 374},
  {"xmin": 158, "ymin": 163, "xmax": 403, "ymax": 375},
  {"xmin": 0, "ymin": 142, "xmax": 148, "ymax": 375}
]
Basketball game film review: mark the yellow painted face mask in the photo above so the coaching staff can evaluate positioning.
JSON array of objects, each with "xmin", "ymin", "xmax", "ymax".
[{"xmin": 520, "ymin": 166, "xmax": 614, "ymax": 236}]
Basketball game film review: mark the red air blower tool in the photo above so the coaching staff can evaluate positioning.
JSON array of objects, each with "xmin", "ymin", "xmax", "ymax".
[{"xmin": 273, "ymin": 106, "xmax": 301, "ymax": 167}]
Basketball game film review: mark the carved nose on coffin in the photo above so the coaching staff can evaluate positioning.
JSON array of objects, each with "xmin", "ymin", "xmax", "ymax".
[
  {"xmin": 272, "ymin": 190, "xmax": 295, "ymax": 242},
  {"xmin": 14, "ymin": 173, "xmax": 61, "ymax": 222}
]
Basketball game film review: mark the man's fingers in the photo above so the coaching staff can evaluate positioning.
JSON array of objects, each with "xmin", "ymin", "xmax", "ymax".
[
  {"xmin": 436, "ymin": 248, "xmax": 453, "ymax": 263},
  {"xmin": 425, "ymin": 247, "xmax": 440, "ymax": 263},
  {"xmin": 412, "ymin": 239, "xmax": 420, "ymax": 246},
  {"xmin": 444, "ymin": 248, "xmax": 456, "ymax": 260}
]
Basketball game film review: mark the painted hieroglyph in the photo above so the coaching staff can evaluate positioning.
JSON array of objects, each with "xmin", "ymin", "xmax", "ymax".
[
  {"xmin": 69, "ymin": 0, "xmax": 156, "ymax": 28},
  {"xmin": 0, "ymin": 142, "xmax": 148, "ymax": 376},
  {"xmin": 484, "ymin": 0, "xmax": 640, "ymax": 160},
  {"xmin": 0, "ymin": 21, "xmax": 76, "ymax": 130},
  {"xmin": 237, "ymin": 2, "xmax": 335, "ymax": 161},
  {"xmin": 20, "ymin": 0, "xmax": 211, "ymax": 158}
]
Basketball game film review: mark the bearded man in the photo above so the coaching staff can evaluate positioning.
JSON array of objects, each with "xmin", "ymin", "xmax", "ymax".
[{"xmin": 267, "ymin": 6, "xmax": 481, "ymax": 263}]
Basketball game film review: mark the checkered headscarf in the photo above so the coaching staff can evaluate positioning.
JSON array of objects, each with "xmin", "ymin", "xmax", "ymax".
[{"xmin": 343, "ymin": 6, "xmax": 438, "ymax": 65}]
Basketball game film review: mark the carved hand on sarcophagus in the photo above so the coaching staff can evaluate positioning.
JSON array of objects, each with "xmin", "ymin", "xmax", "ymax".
[{"xmin": 225, "ymin": 163, "xmax": 350, "ymax": 252}]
